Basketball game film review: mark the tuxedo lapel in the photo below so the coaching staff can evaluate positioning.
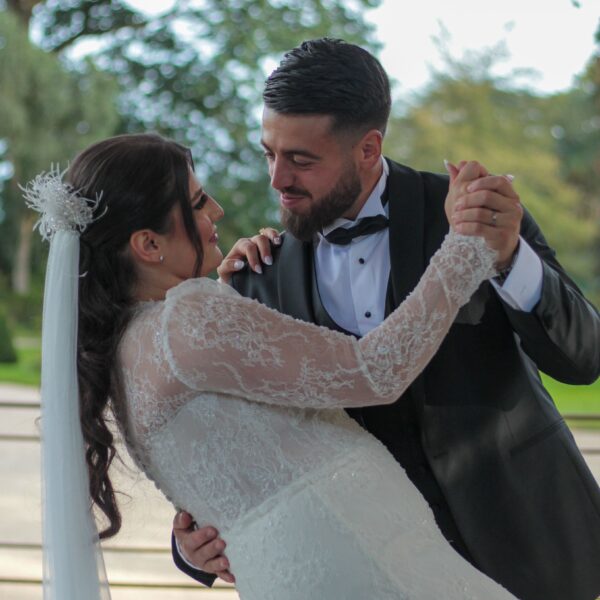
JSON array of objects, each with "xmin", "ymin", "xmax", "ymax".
[
  {"xmin": 385, "ymin": 160, "xmax": 426, "ymax": 310},
  {"xmin": 275, "ymin": 234, "xmax": 317, "ymax": 323}
]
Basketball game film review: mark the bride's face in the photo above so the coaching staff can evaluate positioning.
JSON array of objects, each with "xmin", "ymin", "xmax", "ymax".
[{"xmin": 165, "ymin": 173, "xmax": 225, "ymax": 279}]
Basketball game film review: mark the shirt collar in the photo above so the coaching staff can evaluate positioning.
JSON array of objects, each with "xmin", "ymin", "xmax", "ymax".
[{"xmin": 321, "ymin": 158, "xmax": 389, "ymax": 238}]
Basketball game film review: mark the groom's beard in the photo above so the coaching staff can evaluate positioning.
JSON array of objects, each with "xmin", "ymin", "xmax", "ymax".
[{"xmin": 280, "ymin": 165, "xmax": 362, "ymax": 242}]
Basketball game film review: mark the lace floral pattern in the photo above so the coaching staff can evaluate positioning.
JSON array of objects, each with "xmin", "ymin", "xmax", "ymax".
[{"xmin": 116, "ymin": 233, "xmax": 514, "ymax": 599}]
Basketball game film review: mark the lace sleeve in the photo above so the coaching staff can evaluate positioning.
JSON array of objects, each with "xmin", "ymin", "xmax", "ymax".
[{"xmin": 163, "ymin": 233, "xmax": 497, "ymax": 409}]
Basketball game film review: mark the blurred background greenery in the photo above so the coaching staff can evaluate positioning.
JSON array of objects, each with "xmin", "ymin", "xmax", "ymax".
[{"xmin": 0, "ymin": 0, "xmax": 598, "ymax": 413}]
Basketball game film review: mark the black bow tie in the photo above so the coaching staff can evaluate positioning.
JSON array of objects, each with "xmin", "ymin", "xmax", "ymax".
[{"xmin": 324, "ymin": 214, "xmax": 389, "ymax": 246}]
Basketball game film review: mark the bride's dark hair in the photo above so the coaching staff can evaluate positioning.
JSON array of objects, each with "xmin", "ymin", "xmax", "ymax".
[{"xmin": 68, "ymin": 133, "xmax": 204, "ymax": 538}]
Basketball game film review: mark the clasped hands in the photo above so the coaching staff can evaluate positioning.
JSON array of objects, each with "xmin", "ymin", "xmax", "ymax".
[{"xmin": 445, "ymin": 160, "xmax": 523, "ymax": 271}]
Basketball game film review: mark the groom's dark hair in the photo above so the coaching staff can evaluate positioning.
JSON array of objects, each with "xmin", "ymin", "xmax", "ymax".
[{"xmin": 263, "ymin": 38, "xmax": 391, "ymax": 137}]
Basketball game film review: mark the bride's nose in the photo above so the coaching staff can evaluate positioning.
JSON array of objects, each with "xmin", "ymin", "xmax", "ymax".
[{"xmin": 208, "ymin": 197, "xmax": 225, "ymax": 221}]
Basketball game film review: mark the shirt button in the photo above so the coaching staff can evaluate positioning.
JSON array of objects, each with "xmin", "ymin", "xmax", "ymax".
[
  {"xmin": 365, "ymin": 311, "xmax": 372, "ymax": 318},
  {"xmin": 358, "ymin": 257, "xmax": 365, "ymax": 264}
]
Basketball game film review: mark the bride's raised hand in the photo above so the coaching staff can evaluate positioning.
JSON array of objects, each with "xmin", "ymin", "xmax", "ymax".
[
  {"xmin": 446, "ymin": 160, "xmax": 522, "ymax": 269},
  {"xmin": 217, "ymin": 226, "xmax": 281, "ymax": 283},
  {"xmin": 443, "ymin": 160, "xmax": 489, "ymax": 225}
]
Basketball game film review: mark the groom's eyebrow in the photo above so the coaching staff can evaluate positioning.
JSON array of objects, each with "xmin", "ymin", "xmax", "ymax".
[{"xmin": 260, "ymin": 141, "xmax": 321, "ymax": 160}]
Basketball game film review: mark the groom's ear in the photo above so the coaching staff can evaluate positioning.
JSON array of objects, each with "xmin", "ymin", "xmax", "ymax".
[
  {"xmin": 129, "ymin": 229, "xmax": 163, "ymax": 265},
  {"xmin": 354, "ymin": 129, "xmax": 383, "ymax": 170}
]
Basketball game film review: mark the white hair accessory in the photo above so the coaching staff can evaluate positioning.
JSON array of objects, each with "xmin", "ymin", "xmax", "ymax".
[
  {"xmin": 21, "ymin": 165, "xmax": 103, "ymax": 241},
  {"xmin": 24, "ymin": 166, "xmax": 111, "ymax": 600}
]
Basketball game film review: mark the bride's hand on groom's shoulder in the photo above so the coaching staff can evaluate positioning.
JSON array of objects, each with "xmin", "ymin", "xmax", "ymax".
[
  {"xmin": 217, "ymin": 227, "xmax": 282, "ymax": 284},
  {"xmin": 173, "ymin": 511, "xmax": 236, "ymax": 583}
]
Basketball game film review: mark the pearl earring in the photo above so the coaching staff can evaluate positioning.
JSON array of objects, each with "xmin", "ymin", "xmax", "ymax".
[{"xmin": 159, "ymin": 255, "xmax": 164, "ymax": 263}]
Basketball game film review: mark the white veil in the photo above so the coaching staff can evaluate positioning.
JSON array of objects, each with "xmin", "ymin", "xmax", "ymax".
[{"xmin": 22, "ymin": 169, "xmax": 111, "ymax": 600}]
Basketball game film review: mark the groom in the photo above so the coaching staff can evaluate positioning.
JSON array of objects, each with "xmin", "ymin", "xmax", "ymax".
[{"xmin": 172, "ymin": 38, "xmax": 600, "ymax": 600}]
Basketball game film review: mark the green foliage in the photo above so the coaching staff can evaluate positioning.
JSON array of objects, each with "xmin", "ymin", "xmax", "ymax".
[
  {"xmin": 0, "ymin": 343, "xmax": 40, "ymax": 384},
  {"xmin": 0, "ymin": 309, "xmax": 16, "ymax": 363},
  {"xmin": 3, "ymin": 288, "xmax": 43, "ymax": 333},
  {"xmin": 27, "ymin": 0, "xmax": 382, "ymax": 252},
  {"xmin": 0, "ymin": 8, "xmax": 121, "ymax": 287},
  {"xmin": 384, "ymin": 45, "xmax": 597, "ymax": 295},
  {"xmin": 0, "ymin": 267, "xmax": 42, "ymax": 338},
  {"xmin": 543, "ymin": 44, "xmax": 600, "ymax": 304}
]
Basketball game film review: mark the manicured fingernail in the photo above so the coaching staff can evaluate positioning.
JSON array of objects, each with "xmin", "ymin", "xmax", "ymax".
[
  {"xmin": 443, "ymin": 159, "xmax": 450, "ymax": 172},
  {"xmin": 467, "ymin": 183, "xmax": 476, "ymax": 192},
  {"xmin": 274, "ymin": 236, "xmax": 282, "ymax": 245},
  {"xmin": 233, "ymin": 260, "xmax": 244, "ymax": 270},
  {"xmin": 455, "ymin": 202, "xmax": 464, "ymax": 210},
  {"xmin": 254, "ymin": 264, "xmax": 263, "ymax": 274},
  {"xmin": 264, "ymin": 256, "xmax": 273, "ymax": 266},
  {"xmin": 505, "ymin": 174, "xmax": 515, "ymax": 181}
]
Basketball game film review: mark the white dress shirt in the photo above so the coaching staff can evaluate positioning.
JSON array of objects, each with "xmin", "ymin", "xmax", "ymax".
[{"xmin": 314, "ymin": 159, "xmax": 543, "ymax": 337}]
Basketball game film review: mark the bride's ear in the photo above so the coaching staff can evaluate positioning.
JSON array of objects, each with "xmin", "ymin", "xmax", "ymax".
[{"xmin": 129, "ymin": 229, "xmax": 164, "ymax": 265}]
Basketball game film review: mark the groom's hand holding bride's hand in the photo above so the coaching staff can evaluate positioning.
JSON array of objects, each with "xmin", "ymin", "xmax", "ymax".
[
  {"xmin": 173, "ymin": 511, "xmax": 235, "ymax": 583},
  {"xmin": 445, "ymin": 160, "xmax": 523, "ymax": 271}
]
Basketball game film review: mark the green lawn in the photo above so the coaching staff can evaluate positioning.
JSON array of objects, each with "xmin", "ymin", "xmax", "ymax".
[
  {"xmin": 0, "ymin": 344, "xmax": 41, "ymax": 386},
  {"xmin": 541, "ymin": 374, "xmax": 600, "ymax": 413}
]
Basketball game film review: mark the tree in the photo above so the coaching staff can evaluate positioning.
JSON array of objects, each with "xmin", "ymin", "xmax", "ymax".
[
  {"xmin": 3, "ymin": 0, "xmax": 382, "ymax": 288},
  {"xmin": 384, "ymin": 43, "xmax": 597, "ymax": 295},
  {"xmin": 546, "ymin": 20, "xmax": 600, "ymax": 303},
  {"xmin": 27, "ymin": 0, "xmax": 381, "ymax": 251},
  {"xmin": 0, "ymin": 8, "xmax": 120, "ymax": 294}
]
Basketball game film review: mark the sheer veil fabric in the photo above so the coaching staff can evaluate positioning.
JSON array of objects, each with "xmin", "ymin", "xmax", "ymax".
[
  {"xmin": 23, "ymin": 171, "xmax": 111, "ymax": 599},
  {"xmin": 40, "ymin": 230, "xmax": 110, "ymax": 600}
]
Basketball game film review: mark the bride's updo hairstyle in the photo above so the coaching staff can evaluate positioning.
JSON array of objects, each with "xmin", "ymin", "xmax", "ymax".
[{"xmin": 68, "ymin": 133, "xmax": 203, "ymax": 538}]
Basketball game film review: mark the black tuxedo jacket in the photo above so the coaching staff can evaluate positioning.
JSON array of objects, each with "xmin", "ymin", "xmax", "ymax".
[{"xmin": 175, "ymin": 159, "xmax": 600, "ymax": 600}]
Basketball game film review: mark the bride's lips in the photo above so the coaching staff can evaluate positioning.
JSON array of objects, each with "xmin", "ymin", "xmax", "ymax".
[{"xmin": 208, "ymin": 231, "xmax": 219, "ymax": 244}]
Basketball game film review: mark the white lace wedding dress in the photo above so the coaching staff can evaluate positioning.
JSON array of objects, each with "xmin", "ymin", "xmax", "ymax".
[{"xmin": 117, "ymin": 233, "xmax": 516, "ymax": 599}]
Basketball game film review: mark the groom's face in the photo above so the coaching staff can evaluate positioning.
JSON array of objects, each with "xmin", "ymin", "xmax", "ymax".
[{"xmin": 261, "ymin": 108, "xmax": 363, "ymax": 241}]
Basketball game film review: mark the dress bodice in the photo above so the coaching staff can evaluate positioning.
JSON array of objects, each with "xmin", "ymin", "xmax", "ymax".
[{"xmin": 117, "ymin": 233, "xmax": 496, "ymax": 532}]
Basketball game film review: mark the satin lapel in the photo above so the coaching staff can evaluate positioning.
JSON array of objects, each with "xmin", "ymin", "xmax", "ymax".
[
  {"xmin": 386, "ymin": 160, "xmax": 426, "ymax": 309},
  {"xmin": 275, "ymin": 234, "xmax": 317, "ymax": 323}
]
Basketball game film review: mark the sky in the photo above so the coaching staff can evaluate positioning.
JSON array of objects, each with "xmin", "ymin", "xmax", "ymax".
[
  {"xmin": 124, "ymin": 0, "xmax": 599, "ymax": 99},
  {"xmin": 367, "ymin": 0, "xmax": 599, "ymax": 98}
]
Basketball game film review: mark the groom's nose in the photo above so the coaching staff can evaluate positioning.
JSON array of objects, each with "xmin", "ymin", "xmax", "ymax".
[{"xmin": 269, "ymin": 157, "xmax": 294, "ymax": 191}]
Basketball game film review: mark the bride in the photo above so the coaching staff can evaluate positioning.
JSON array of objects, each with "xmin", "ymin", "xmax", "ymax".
[{"xmin": 28, "ymin": 132, "xmax": 516, "ymax": 599}]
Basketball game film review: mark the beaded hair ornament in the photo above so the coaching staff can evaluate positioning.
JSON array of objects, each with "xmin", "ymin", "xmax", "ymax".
[{"xmin": 21, "ymin": 166, "xmax": 103, "ymax": 240}]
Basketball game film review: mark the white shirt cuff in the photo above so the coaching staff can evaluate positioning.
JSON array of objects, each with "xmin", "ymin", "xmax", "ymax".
[{"xmin": 490, "ymin": 237, "xmax": 543, "ymax": 312}]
